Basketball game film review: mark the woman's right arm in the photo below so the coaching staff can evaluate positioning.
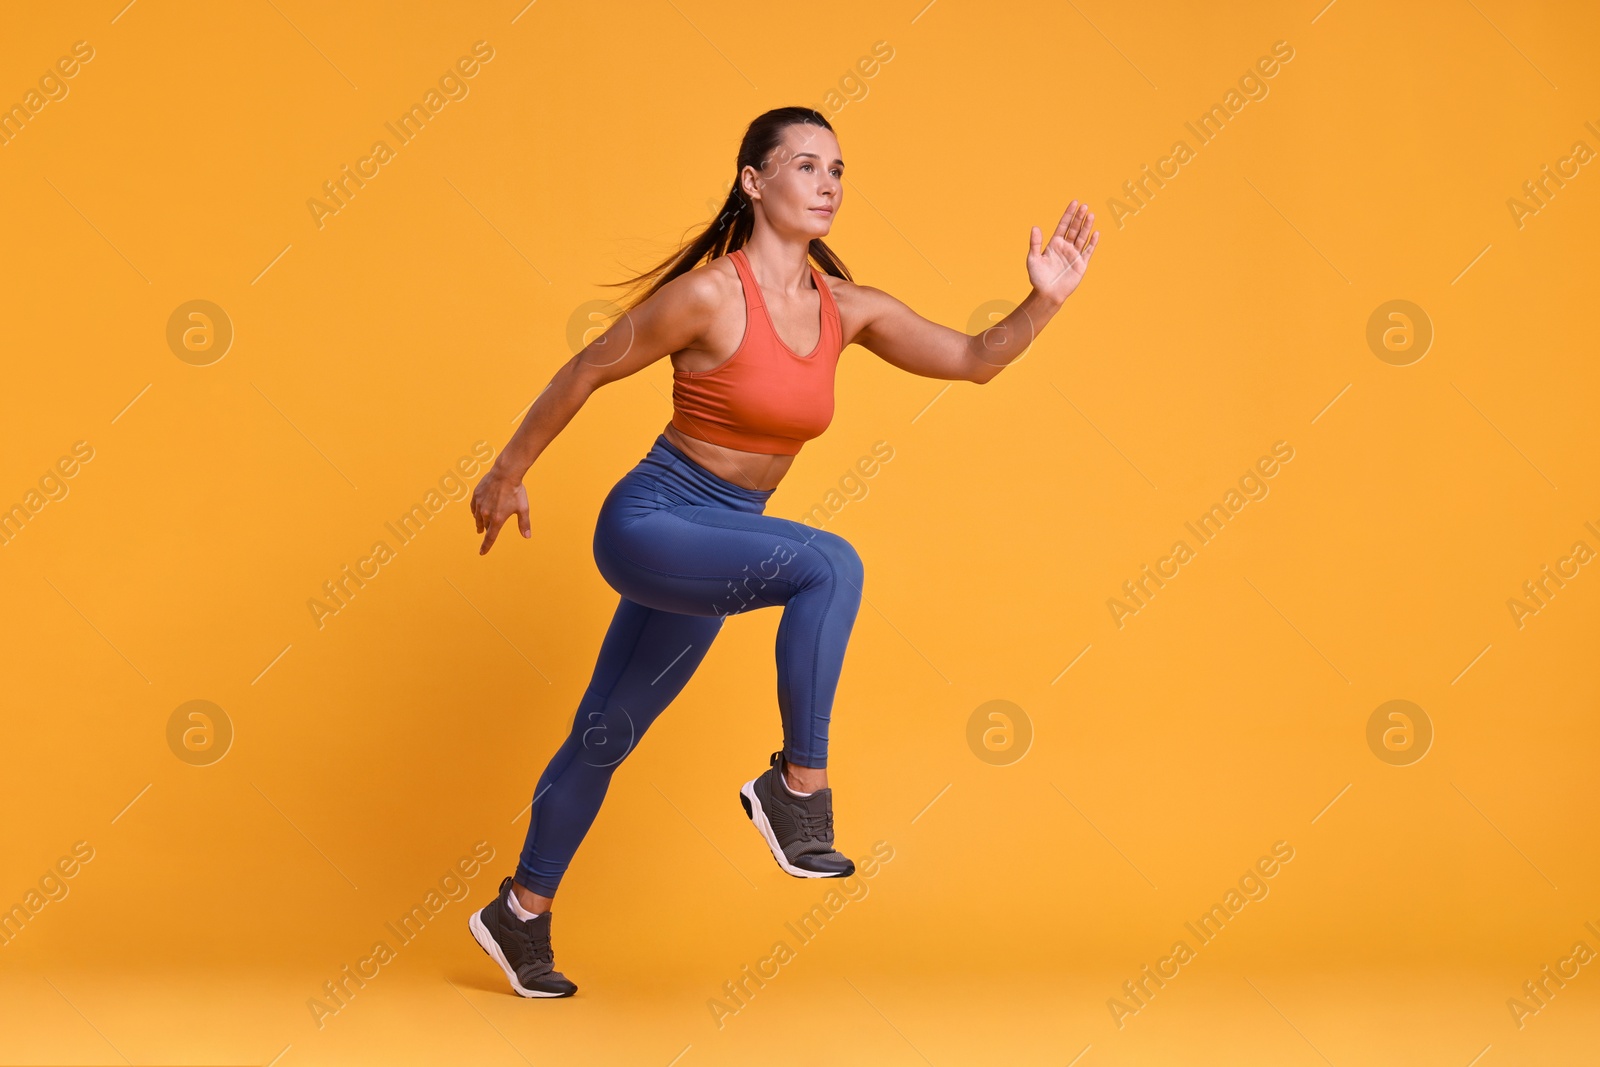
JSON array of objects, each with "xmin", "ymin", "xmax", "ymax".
[{"xmin": 471, "ymin": 268, "xmax": 721, "ymax": 554}]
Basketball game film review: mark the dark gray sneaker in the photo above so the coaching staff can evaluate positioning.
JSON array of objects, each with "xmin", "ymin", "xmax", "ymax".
[
  {"xmin": 468, "ymin": 876, "xmax": 578, "ymax": 998},
  {"xmin": 739, "ymin": 750, "xmax": 855, "ymax": 878}
]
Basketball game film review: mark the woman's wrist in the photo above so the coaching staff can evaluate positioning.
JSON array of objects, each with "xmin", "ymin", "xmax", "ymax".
[
  {"xmin": 489, "ymin": 451, "xmax": 531, "ymax": 485},
  {"xmin": 1023, "ymin": 285, "xmax": 1066, "ymax": 320}
]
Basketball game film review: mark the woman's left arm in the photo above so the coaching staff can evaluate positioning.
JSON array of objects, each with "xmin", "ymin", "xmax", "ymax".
[{"xmin": 851, "ymin": 201, "xmax": 1099, "ymax": 385}]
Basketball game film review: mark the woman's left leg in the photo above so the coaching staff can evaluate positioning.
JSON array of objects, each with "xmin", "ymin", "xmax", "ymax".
[{"xmin": 515, "ymin": 594, "xmax": 724, "ymax": 899}]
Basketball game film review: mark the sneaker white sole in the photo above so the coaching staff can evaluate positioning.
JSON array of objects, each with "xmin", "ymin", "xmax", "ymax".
[
  {"xmin": 467, "ymin": 909, "xmax": 570, "ymax": 998},
  {"xmin": 740, "ymin": 778, "xmax": 849, "ymax": 879}
]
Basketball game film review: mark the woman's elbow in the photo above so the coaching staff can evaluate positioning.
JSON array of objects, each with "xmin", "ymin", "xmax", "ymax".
[
  {"xmin": 563, "ymin": 349, "xmax": 621, "ymax": 392},
  {"xmin": 964, "ymin": 345, "xmax": 999, "ymax": 385}
]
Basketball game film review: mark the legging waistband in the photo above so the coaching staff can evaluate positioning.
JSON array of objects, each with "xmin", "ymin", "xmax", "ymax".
[{"xmin": 640, "ymin": 433, "xmax": 777, "ymax": 511}]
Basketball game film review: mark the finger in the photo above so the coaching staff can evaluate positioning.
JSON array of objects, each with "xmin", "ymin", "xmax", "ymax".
[
  {"xmin": 1075, "ymin": 232, "xmax": 1099, "ymax": 272},
  {"xmin": 1051, "ymin": 213, "xmax": 1072, "ymax": 253},
  {"xmin": 1074, "ymin": 209, "xmax": 1095, "ymax": 250},
  {"xmin": 480, "ymin": 514, "xmax": 505, "ymax": 555},
  {"xmin": 1059, "ymin": 201, "xmax": 1080, "ymax": 244},
  {"xmin": 1029, "ymin": 224, "xmax": 1042, "ymax": 256},
  {"xmin": 1052, "ymin": 201, "xmax": 1078, "ymax": 245},
  {"xmin": 1065, "ymin": 202, "xmax": 1089, "ymax": 246},
  {"xmin": 518, "ymin": 501, "xmax": 532, "ymax": 539}
]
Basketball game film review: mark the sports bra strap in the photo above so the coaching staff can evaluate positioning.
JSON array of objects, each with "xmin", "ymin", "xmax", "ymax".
[{"xmin": 730, "ymin": 248, "xmax": 766, "ymax": 311}]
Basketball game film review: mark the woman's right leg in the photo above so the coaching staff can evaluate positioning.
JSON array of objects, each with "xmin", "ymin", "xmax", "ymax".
[{"xmin": 594, "ymin": 502, "xmax": 865, "ymax": 772}]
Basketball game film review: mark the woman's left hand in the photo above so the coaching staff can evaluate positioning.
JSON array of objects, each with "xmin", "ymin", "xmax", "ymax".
[{"xmin": 1027, "ymin": 201, "xmax": 1100, "ymax": 305}]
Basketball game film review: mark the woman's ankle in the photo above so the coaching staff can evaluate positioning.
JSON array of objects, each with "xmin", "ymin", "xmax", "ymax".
[
  {"xmin": 782, "ymin": 758, "xmax": 828, "ymax": 795},
  {"xmin": 512, "ymin": 880, "xmax": 554, "ymax": 913}
]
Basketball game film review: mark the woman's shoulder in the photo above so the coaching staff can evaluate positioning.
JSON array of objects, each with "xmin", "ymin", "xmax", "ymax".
[
  {"xmin": 815, "ymin": 268, "xmax": 875, "ymax": 316},
  {"xmin": 649, "ymin": 252, "xmax": 742, "ymax": 315}
]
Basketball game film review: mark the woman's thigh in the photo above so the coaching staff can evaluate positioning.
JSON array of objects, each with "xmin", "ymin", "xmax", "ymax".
[{"xmin": 594, "ymin": 501, "xmax": 858, "ymax": 619}]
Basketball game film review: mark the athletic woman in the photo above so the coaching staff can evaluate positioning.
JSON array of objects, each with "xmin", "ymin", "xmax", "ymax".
[{"xmin": 466, "ymin": 106, "xmax": 1099, "ymax": 997}]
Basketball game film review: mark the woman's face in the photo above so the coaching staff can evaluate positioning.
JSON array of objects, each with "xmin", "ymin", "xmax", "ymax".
[{"xmin": 742, "ymin": 123, "xmax": 843, "ymax": 238}]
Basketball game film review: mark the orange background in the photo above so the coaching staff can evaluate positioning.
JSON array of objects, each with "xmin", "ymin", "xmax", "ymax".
[{"xmin": 2, "ymin": 1, "xmax": 1598, "ymax": 1064}]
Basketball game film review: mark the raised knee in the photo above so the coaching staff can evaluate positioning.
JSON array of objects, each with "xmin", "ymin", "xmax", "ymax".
[{"xmin": 817, "ymin": 534, "xmax": 864, "ymax": 591}]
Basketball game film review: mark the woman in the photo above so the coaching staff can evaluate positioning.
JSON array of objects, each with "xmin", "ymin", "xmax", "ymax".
[{"xmin": 466, "ymin": 106, "xmax": 1098, "ymax": 997}]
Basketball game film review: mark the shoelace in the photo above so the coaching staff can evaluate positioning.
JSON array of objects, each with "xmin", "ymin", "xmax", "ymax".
[
  {"xmin": 799, "ymin": 804, "xmax": 834, "ymax": 840},
  {"xmin": 514, "ymin": 916, "xmax": 555, "ymax": 967}
]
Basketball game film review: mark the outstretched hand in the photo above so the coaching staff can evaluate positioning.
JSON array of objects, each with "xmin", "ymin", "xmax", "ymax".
[
  {"xmin": 1028, "ymin": 200, "xmax": 1100, "ymax": 305},
  {"xmin": 471, "ymin": 467, "xmax": 532, "ymax": 555}
]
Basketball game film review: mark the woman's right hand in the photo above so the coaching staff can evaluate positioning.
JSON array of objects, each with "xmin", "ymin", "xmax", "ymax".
[{"xmin": 471, "ymin": 465, "xmax": 532, "ymax": 555}]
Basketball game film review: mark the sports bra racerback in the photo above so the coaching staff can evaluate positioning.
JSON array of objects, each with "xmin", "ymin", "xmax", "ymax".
[{"xmin": 670, "ymin": 247, "xmax": 843, "ymax": 457}]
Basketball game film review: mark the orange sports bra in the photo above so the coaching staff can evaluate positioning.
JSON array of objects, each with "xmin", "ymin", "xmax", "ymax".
[{"xmin": 670, "ymin": 246, "xmax": 843, "ymax": 456}]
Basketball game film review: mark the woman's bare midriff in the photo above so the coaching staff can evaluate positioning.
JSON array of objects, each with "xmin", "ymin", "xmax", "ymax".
[{"xmin": 662, "ymin": 421, "xmax": 795, "ymax": 492}]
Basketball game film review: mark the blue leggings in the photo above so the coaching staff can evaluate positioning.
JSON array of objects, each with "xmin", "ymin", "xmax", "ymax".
[{"xmin": 514, "ymin": 433, "xmax": 865, "ymax": 897}]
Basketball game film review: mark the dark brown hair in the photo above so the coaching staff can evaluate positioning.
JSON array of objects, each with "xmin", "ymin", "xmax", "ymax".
[{"xmin": 602, "ymin": 107, "xmax": 853, "ymax": 314}]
